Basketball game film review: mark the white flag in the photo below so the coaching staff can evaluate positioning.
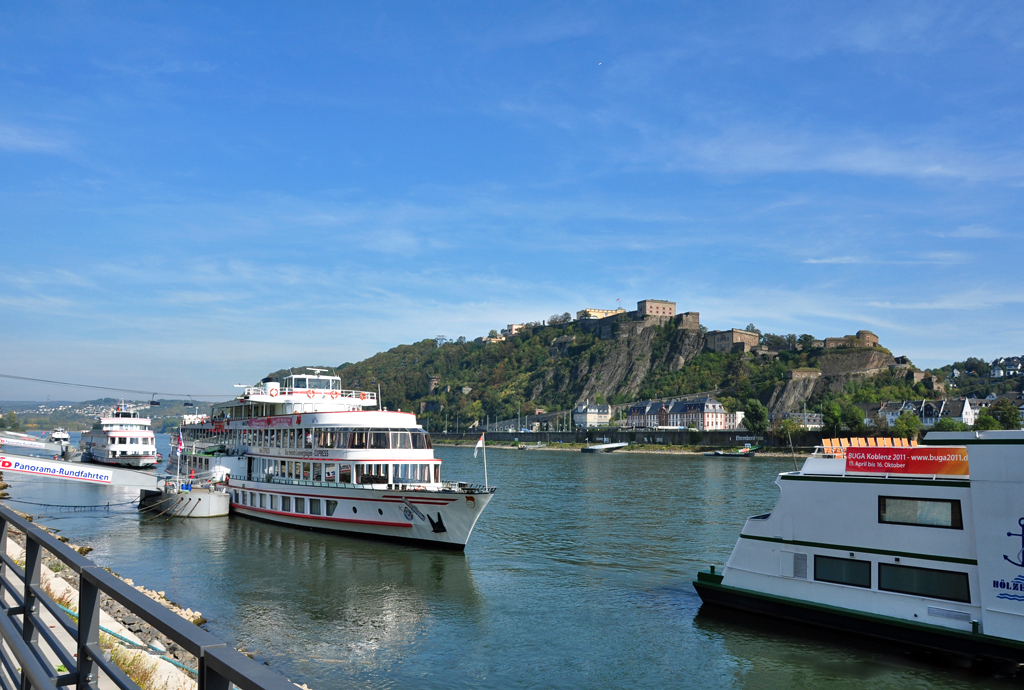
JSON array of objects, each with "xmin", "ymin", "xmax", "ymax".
[{"xmin": 473, "ymin": 433, "xmax": 485, "ymax": 458}]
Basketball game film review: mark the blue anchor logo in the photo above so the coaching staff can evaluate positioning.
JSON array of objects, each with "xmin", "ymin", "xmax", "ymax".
[{"xmin": 1005, "ymin": 518, "xmax": 1024, "ymax": 568}]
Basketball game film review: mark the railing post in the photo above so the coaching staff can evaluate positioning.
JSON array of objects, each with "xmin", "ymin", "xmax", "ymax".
[
  {"xmin": 21, "ymin": 538, "xmax": 41, "ymax": 690},
  {"xmin": 77, "ymin": 571, "xmax": 101, "ymax": 690},
  {"xmin": 199, "ymin": 654, "xmax": 230, "ymax": 690},
  {"xmin": 0, "ymin": 514, "xmax": 7, "ymax": 580}
]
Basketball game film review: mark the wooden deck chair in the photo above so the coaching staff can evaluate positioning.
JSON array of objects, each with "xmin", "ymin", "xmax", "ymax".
[
  {"xmin": 867, "ymin": 437, "xmax": 878, "ymax": 447},
  {"xmin": 881, "ymin": 437, "xmax": 893, "ymax": 447},
  {"xmin": 910, "ymin": 439, "xmax": 919, "ymax": 447}
]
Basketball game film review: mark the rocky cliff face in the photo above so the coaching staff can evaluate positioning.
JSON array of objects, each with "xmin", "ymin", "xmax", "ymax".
[
  {"xmin": 576, "ymin": 326, "xmax": 704, "ymax": 403},
  {"xmin": 768, "ymin": 348, "xmax": 897, "ymax": 415}
]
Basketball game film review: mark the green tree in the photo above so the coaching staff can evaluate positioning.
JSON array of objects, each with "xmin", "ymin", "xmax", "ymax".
[
  {"xmin": 892, "ymin": 412, "xmax": 922, "ymax": 440},
  {"xmin": 798, "ymin": 334, "xmax": 816, "ymax": 350},
  {"xmin": 822, "ymin": 401, "xmax": 843, "ymax": 436},
  {"xmin": 771, "ymin": 416, "xmax": 804, "ymax": 441},
  {"xmin": 488, "ymin": 329, "xmax": 498, "ymax": 338},
  {"xmin": 986, "ymin": 398, "xmax": 1023, "ymax": 430},
  {"xmin": 932, "ymin": 417, "xmax": 970, "ymax": 432},
  {"xmin": 974, "ymin": 412, "xmax": 1003, "ymax": 431},
  {"xmin": 742, "ymin": 399, "xmax": 769, "ymax": 436},
  {"xmin": 841, "ymin": 402, "xmax": 866, "ymax": 436}
]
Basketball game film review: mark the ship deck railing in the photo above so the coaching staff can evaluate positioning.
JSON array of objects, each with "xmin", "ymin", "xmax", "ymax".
[
  {"xmin": 240, "ymin": 475, "xmax": 494, "ymax": 494},
  {"xmin": 242, "ymin": 386, "xmax": 377, "ymax": 402}
]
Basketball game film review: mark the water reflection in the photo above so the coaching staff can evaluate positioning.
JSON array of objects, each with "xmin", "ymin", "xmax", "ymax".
[{"xmin": 1, "ymin": 438, "xmax": 1018, "ymax": 688}]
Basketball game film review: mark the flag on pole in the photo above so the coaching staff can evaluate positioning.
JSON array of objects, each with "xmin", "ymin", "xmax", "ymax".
[
  {"xmin": 474, "ymin": 433, "xmax": 485, "ymax": 458},
  {"xmin": 177, "ymin": 430, "xmax": 184, "ymax": 452}
]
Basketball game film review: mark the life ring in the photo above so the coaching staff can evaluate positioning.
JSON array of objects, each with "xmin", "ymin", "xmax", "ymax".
[
  {"xmin": 306, "ymin": 389, "xmax": 315, "ymax": 399},
  {"xmin": 269, "ymin": 388, "xmax": 278, "ymax": 397},
  {"xmin": 359, "ymin": 392, "xmax": 367, "ymax": 400},
  {"xmin": 330, "ymin": 391, "xmax": 339, "ymax": 399}
]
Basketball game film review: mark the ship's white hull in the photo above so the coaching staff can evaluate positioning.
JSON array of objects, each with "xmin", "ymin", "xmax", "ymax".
[
  {"xmin": 228, "ymin": 478, "xmax": 493, "ymax": 549},
  {"xmin": 84, "ymin": 451, "xmax": 158, "ymax": 468}
]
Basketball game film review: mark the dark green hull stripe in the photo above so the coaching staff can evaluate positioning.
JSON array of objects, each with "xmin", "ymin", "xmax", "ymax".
[
  {"xmin": 692, "ymin": 580, "xmax": 1024, "ymax": 660},
  {"xmin": 780, "ymin": 474, "xmax": 969, "ymax": 487},
  {"xmin": 739, "ymin": 534, "xmax": 977, "ymax": 565}
]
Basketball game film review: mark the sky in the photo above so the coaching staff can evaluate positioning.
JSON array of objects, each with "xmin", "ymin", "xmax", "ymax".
[{"xmin": 1, "ymin": 1, "xmax": 1023, "ymax": 401}]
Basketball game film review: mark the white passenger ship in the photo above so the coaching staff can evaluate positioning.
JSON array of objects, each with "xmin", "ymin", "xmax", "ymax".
[
  {"xmin": 694, "ymin": 431, "xmax": 1024, "ymax": 662},
  {"xmin": 176, "ymin": 370, "xmax": 495, "ymax": 549},
  {"xmin": 80, "ymin": 403, "xmax": 159, "ymax": 468}
]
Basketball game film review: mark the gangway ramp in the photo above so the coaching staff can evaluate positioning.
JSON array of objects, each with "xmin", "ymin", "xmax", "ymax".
[{"xmin": 0, "ymin": 451, "xmax": 163, "ymax": 490}]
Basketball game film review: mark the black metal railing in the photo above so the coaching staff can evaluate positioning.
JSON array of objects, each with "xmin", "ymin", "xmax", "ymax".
[{"xmin": 0, "ymin": 504, "xmax": 297, "ymax": 690}]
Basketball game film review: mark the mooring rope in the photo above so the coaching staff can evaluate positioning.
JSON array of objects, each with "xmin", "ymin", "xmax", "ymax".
[{"xmin": 0, "ymin": 498, "xmax": 139, "ymax": 511}]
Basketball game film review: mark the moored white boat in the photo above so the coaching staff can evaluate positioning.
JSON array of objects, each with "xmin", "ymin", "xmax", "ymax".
[
  {"xmin": 80, "ymin": 402, "xmax": 159, "ymax": 468},
  {"xmin": 178, "ymin": 370, "xmax": 495, "ymax": 549},
  {"xmin": 694, "ymin": 431, "xmax": 1024, "ymax": 663}
]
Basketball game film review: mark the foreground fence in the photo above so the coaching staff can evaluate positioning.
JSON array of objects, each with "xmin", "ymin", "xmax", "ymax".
[{"xmin": 0, "ymin": 504, "xmax": 296, "ymax": 690}]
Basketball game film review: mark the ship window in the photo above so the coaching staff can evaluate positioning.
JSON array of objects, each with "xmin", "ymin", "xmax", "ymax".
[
  {"xmin": 309, "ymin": 499, "xmax": 322, "ymax": 515},
  {"xmin": 282, "ymin": 496, "xmax": 291, "ymax": 511},
  {"xmin": 326, "ymin": 500, "xmax": 338, "ymax": 516},
  {"xmin": 879, "ymin": 497, "xmax": 963, "ymax": 530},
  {"xmin": 259, "ymin": 494, "xmax": 266, "ymax": 508},
  {"xmin": 286, "ymin": 461, "xmax": 294, "ymax": 479},
  {"xmin": 118, "ymin": 437, "xmax": 127, "ymax": 444},
  {"xmin": 424, "ymin": 433, "xmax": 433, "ymax": 449},
  {"xmin": 324, "ymin": 463, "xmax": 335, "ymax": 482},
  {"xmin": 293, "ymin": 378, "xmax": 307, "ymax": 389},
  {"xmin": 332, "ymin": 380, "xmax": 341, "ymax": 390},
  {"xmin": 434, "ymin": 464, "xmax": 440, "ymax": 483},
  {"xmin": 130, "ymin": 437, "xmax": 138, "ymax": 444},
  {"xmin": 391, "ymin": 432, "xmax": 412, "ymax": 449},
  {"xmin": 313, "ymin": 463, "xmax": 322, "ymax": 482},
  {"xmin": 814, "ymin": 555, "xmax": 870, "ymax": 588},
  {"xmin": 411, "ymin": 432, "xmax": 428, "ymax": 449},
  {"xmin": 334, "ymin": 430, "xmax": 349, "ymax": 449},
  {"xmin": 339, "ymin": 464, "xmax": 352, "ymax": 483},
  {"xmin": 349, "ymin": 432, "xmax": 367, "ymax": 449},
  {"xmin": 270, "ymin": 495, "xmax": 277, "ymax": 510},
  {"xmin": 879, "ymin": 563, "xmax": 970, "ymax": 603},
  {"xmin": 304, "ymin": 429, "xmax": 313, "ymax": 448},
  {"xmin": 370, "ymin": 432, "xmax": 389, "ymax": 449},
  {"xmin": 309, "ymin": 378, "xmax": 329, "ymax": 390},
  {"xmin": 233, "ymin": 491, "xmax": 239, "ymax": 503},
  {"xmin": 295, "ymin": 497, "xmax": 305, "ymax": 513},
  {"xmin": 302, "ymin": 462, "xmax": 311, "ymax": 480}
]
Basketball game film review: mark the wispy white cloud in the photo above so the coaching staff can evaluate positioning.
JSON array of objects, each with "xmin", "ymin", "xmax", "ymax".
[{"xmin": 0, "ymin": 122, "xmax": 67, "ymax": 153}]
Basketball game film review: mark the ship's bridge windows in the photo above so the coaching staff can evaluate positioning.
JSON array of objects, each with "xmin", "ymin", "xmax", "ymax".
[
  {"xmin": 814, "ymin": 555, "xmax": 871, "ymax": 589},
  {"xmin": 391, "ymin": 432, "xmax": 412, "ymax": 449},
  {"xmin": 412, "ymin": 431, "xmax": 431, "ymax": 449},
  {"xmin": 309, "ymin": 378, "xmax": 330, "ymax": 390},
  {"xmin": 878, "ymin": 563, "xmax": 970, "ymax": 603},
  {"xmin": 331, "ymin": 380, "xmax": 342, "ymax": 390},
  {"xmin": 879, "ymin": 497, "xmax": 963, "ymax": 530},
  {"xmin": 292, "ymin": 377, "xmax": 307, "ymax": 389},
  {"xmin": 370, "ymin": 432, "xmax": 388, "ymax": 449}
]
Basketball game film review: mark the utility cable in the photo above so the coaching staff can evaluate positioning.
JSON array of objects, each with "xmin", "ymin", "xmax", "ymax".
[{"xmin": 0, "ymin": 373, "xmax": 226, "ymax": 399}]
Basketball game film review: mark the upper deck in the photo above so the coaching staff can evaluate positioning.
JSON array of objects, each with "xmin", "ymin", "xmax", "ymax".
[{"xmin": 211, "ymin": 371, "xmax": 379, "ymax": 418}]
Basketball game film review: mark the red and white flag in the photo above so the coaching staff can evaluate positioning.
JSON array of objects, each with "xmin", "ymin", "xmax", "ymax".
[
  {"xmin": 177, "ymin": 430, "xmax": 184, "ymax": 452},
  {"xmin": 473, "ymin": 433, "xmax": 485, "ymax": 458}
]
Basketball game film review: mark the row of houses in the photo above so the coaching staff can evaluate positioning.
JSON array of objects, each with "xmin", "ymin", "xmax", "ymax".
[
  {"xmin": 855, "ymin": 393, "xmax": 1024, "ymax": 428},
  {"xmin": 624, "ymin": 397, "xmax": 745, "ymax": 431}
]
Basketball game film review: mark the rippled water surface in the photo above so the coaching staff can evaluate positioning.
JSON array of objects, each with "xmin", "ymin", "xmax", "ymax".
[{"xmin": 4, "ymin": 435, "xmax": 1019, "ymax": 688}]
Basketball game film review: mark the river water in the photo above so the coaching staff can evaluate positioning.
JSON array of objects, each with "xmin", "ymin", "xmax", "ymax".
[{"xmin": 3, "ymin": 434, "xmax": 1019, "ymax": 689}]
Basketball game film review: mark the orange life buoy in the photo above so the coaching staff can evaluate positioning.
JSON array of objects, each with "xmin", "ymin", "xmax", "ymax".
[
  {"xmin": 269, "ymin": 388, "xmax": 279, "ymax": 397},
  {"xmin": 306, "ymin": 389, "xmax": 315, "ymax": 399},
  {"xmin": 330, "ymin": 391, "xmax": 339, "ymax": 399},
  {"xmin": 359, "ymin": 392, "xmax": 367, "ymax": 400}
]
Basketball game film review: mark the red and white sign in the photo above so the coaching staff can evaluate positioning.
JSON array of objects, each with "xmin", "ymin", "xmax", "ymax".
[{"xmin": 845, "ymin": 446, "xmax": 969, "ymax": 476}]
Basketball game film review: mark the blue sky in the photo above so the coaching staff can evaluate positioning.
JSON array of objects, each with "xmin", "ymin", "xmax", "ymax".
[{"xmin": 2, "ymin": 2, "xmax": 1023, "ymax": 401}]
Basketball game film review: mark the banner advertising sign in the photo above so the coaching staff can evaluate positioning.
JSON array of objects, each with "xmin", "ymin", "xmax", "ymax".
[
  {"xmin": 845, "ymin": 446, "xmax": 969, "ymax": 476},
  {"xmin": 0, "ymin": 456, "xmax": 114, "ymax": 483}
]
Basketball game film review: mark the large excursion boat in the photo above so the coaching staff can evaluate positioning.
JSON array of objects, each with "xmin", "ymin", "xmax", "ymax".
[
  {"xmin": 176, "ymin": 370, "xmax": 496, "ymax": 549},
  {"xmin": 80, "ymin": 403, "xmax": 159, "ymax": 468},
  {"xmin": 694, "ymin": 431, "xmax": 1024, "ymax": 663}
]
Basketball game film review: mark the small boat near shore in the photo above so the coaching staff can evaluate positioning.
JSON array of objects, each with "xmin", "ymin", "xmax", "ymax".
[
  {"xmin": 693, "ymin": 430, "xmax": 1024, "ymax": 663},
  {"xmin": 703, "ymin": 444, "xmax": 757, "ymax": 457}
]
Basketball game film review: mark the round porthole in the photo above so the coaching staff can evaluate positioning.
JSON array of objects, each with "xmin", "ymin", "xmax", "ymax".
[
  {"xmin": 352, "ymin": 506, "xmax": 357, "ymax": 514},
  {"xmin": 378, "ymin": 508, "xmax": 383, "ymax": 515}
]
